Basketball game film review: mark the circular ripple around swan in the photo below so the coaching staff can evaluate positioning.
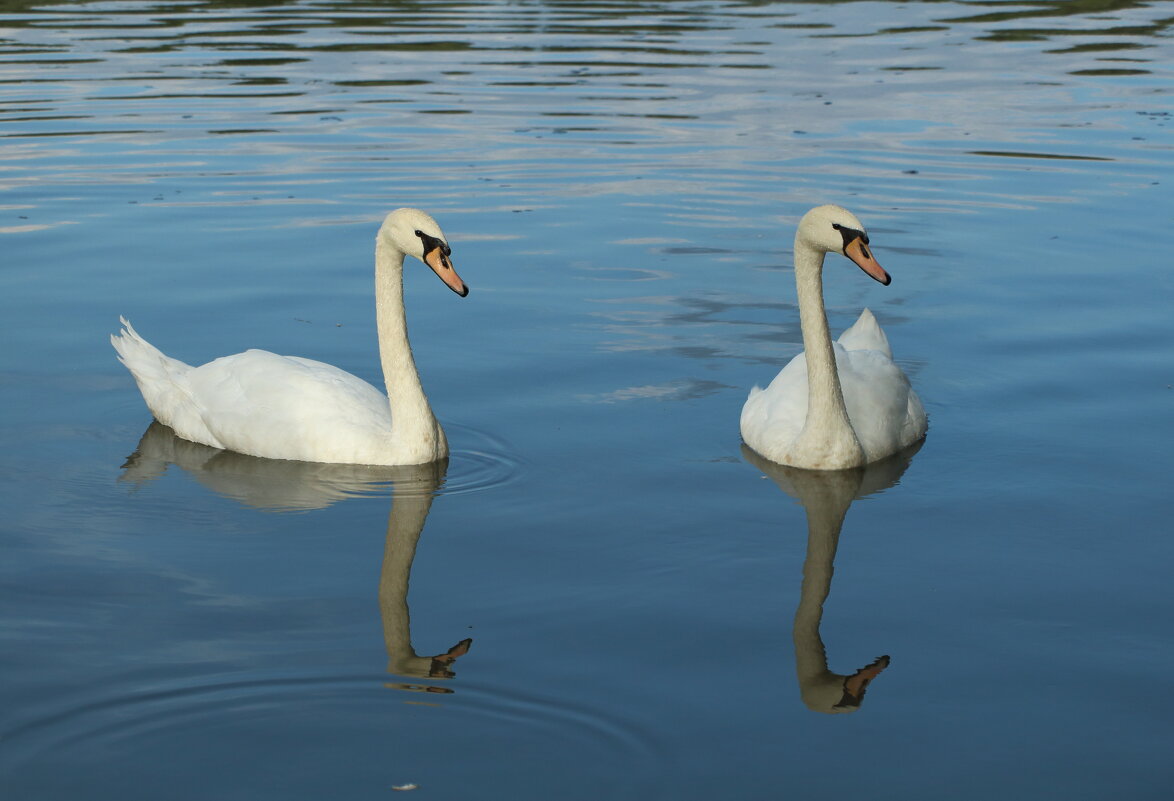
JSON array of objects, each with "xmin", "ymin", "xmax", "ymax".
[
  {"xmin": 436, "ymin": 421, "xmax": 525, "ymax": 497},
  {"xmin": 1, "ymin": 670, "xmax": 662, "ymax": 800},
  {"xmin": 108, "ymin": 420, "xmax": 522, "ymax": 510}
]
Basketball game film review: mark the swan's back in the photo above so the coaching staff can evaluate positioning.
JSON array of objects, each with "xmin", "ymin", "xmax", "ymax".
[
  {"xmin": 834, "ymin": 342, "xmax": 925, "ymax": 460},
  {"xmin": 112, "ymin": 318, "xmax": 397, "ymax": 464},
  {"xmin": 186, "ymin": 350, "xmax": 394, "ymax": 463}
]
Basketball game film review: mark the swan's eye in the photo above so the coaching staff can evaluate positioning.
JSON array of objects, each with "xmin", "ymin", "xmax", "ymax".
[
  {"xmin": 833, "ymin": 223, "xmax": 868, "ymax": 251},
  {"xmin": 415, "ymin": 229, "xmax": 451, "ymax": 262}
]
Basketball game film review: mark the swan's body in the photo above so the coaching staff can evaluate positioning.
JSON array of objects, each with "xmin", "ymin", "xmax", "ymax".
[
  {"xmin": 112, "ymin": 208, "xmax": 468, "ymax": 466},
  {"xmin": 740, "ymin": 205, "xmax": 926, "ymax": 470}
]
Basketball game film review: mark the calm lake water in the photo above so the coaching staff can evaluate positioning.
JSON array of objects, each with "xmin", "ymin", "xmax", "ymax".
[{"xmin": 2, "ymin": 1, "xmax": 1172, "ymax": 798}]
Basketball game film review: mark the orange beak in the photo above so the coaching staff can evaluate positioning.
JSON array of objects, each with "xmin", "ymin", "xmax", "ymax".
[
  {"xmin": 845, "ymin": 238, "xmax": 890, "ymax": 286},
  {"xmin": 424, "ymin": 246, "xmax": 469, "ymax": 297}
]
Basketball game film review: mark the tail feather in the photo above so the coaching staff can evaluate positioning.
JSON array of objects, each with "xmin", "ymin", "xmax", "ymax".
[{"xmin": 111, "ymin": 316, "xmax": 195, "ymax": 425}]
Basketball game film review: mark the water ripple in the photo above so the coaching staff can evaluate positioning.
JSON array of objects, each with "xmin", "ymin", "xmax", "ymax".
[
  {"xmin": 116, "ymin": 419, "xmax": 521, "ymax": 510},
  {"xmin": 2, "ymin": 668, "xmax": 661, "ymax": 799},
  {"xmin": 437, "ymin": 421, "xmax": 526, "ymax": 498}
]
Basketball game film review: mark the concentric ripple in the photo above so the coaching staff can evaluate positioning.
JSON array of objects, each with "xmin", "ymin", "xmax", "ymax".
[
  {"xmin": 1, "ymin": 668, "xmax": 661, "ymax": 800},
  {"xmin": 438, "ymin": 421, "xmax": 526, "ymax": 498},
  {"xmin": 116, "ymin": 420, "xmax": 522, "ymax": 510}
]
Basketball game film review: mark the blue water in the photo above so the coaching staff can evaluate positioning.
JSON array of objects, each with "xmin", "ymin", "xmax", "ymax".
[{"xmin": 2, "ymin": 2, "xmax": 1173, "ymax": 799}]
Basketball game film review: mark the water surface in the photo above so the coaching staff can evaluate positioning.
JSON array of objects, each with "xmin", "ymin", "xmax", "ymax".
[{"xmin": 2, "ymin": 1, "xmax": 1173, "ymax": 799}]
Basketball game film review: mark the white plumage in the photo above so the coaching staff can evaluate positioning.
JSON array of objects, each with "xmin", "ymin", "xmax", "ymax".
[
  {"xmin": 740, "ymin": 205, "xmax": 926, "ymax": 469},
  {"xmin": 112, "ymin": 208, "xmax": 469, "ymax": 466}
]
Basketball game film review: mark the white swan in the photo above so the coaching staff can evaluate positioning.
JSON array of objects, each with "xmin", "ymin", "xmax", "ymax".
[
  {"xmin": 112, "ymin": 208, "xmax": 468, "ymax": 466},
  {"xmin": 740, "ymin": 205, "xmax": 926, "ymax": 470}
]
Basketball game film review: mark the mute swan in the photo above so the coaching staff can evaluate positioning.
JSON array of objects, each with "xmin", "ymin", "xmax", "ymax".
[
  {"xmin": 112, "ymin": 207, "xmax": 468, "ymax": 466},
  {"xmin": 740, "ymin": 205, "xmax": 926, "ymax": 470}
]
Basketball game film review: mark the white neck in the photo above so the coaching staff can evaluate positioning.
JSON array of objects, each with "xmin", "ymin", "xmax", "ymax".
[
  {"xmin": 375, "ymin": 238, "xmax": 447, "ymax": 463},
  {"xmin": 791, "ymin": 236, "xmax": 864, "ymax": 468}
]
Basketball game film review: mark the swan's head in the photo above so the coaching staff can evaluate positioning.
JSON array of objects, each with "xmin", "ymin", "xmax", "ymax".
[
  {"xmin": 381, "ymin": 207, "xmax": 469, "ymax": 297},
  {"xmin": 796, "ymin": 204, "xmax": 890, "ymax": 286}
]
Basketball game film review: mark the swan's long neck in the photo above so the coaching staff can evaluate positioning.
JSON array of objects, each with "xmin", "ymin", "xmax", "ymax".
[
  {"xmin": 375, "ymin": 237, "xmax": 446, "ymax": 462},
  {"xmin": 793, "ymin": 237, "xmax": 864, "ymax": 467}
]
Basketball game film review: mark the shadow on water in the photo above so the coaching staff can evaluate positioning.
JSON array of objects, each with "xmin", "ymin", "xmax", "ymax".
[
  {"xmin": 120, "ymin": 421, "xmax": 474, "ymax": 694},
  {"xmin": 743, "ymin": 440, "xmax": 923, "ymax": 714}
]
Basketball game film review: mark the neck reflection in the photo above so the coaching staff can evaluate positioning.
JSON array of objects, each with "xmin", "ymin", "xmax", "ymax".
[
  {"xmin": 743, "ymin": 442, "xmax": 921, "ymax": 714},
  {"xmin": 119, "ymin": 422, "xmax": 474, "ymax": 694},
  {"xmin": 377, "ymin": 458, "xmax": 472, "ymax": 694}
]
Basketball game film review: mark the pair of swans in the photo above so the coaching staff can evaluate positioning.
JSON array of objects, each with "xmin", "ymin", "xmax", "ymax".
[{"xmin": 112, "ymin": 205, "xmax": 925, "ymax": 470}]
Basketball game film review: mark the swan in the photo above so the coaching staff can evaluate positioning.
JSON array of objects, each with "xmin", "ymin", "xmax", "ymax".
[
  {"xmin": 111, "ymin": 207, "xmax": 468, "ymax": 466},
  {"xmin": 740, "ymin": 205, "xmax": 926, "ymax": 470}
]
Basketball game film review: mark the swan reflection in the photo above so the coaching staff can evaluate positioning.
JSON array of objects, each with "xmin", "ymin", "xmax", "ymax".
[
  {"xmin": 743, "ymin": 442, "xmax": 921, "ymax": 714},
  {"xmin": 376, "ymin": 457, "xmax": 472, "ymax": 694},
  {"xmin": 120, "ymin": 422, "xmax": 473, "ymax": 693},
  {"xmin": 120, "ymin": 421, "xmax": 403, "ymax": 511}
]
